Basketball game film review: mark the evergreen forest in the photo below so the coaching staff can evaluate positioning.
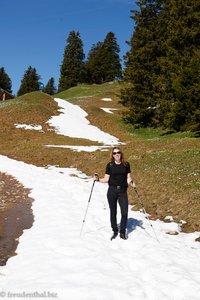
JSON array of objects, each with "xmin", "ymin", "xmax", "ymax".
[{"xmin": 122, "ymin": 0, "xmax": 200, "ymax": 132}]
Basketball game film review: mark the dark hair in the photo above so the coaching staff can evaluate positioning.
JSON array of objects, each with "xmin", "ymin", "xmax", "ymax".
[{"xmin": 110, "ymin": 146, "xmax": 125, "ymax": 164}]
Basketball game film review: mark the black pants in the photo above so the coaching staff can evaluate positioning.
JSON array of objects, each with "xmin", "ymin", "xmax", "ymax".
[{"xmin": 107, "ymin": 186, "xmax": 128, "ymax": 234}]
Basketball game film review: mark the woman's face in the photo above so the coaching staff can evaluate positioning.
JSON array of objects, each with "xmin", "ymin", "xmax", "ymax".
[{"xmin": 112, "ymin": 149, "xmax": 121, "ymax": 160}]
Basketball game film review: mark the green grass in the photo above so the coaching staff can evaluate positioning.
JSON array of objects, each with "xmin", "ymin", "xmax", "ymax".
[
  {"xmin": 55, "ymin": 81, "xmax": 125, "ymax": 102},
  {"xmin": 129, "ymin": 127, "xmax": 197, "ymax": 140}
]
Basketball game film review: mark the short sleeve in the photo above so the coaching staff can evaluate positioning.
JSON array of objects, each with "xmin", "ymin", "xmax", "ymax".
[
  {"xmin": 126, "ymin": 162, "xmax": 131, "ymax": 173},
  {"xmin": 105, "ymin": 163, "xmax": 111, "ymax": 175}
]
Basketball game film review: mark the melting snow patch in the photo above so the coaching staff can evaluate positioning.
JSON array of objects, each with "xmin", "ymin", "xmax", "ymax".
[
  {"xmin": 100, "ymin": 108, "xmax": 119, "ymax": 114},
  {"xmin": 47, "ymin": 98, "xmax": 120, "ymax": 145},
  {"xmin": 15, "ymin": 124, "xmax": 42, "ymax": 131},
  {"xmin": 46, "ymin": 145, "xmax": 109, "ymax": 152},
  {"xmin": 101, "ymin": 98, "xmax": 112, "ymax": 101},
  {"xmin": 164, "ymin": 216, "xmax": 174, "ymax": 222}
]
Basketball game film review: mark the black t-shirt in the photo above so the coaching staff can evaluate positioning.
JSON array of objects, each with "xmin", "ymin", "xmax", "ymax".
[{"xmin": 105, "ymin": 162, "xmax": 131, "ymax": 188}]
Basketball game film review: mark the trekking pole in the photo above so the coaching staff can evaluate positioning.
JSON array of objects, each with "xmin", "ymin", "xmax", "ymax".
[
  {"xmin": 134, "ymin": 188, "xmax": 159, "ymax": 242},
  {"xmin": 80, "ymin": 180, "xmax": 96, "ymax": 236}
]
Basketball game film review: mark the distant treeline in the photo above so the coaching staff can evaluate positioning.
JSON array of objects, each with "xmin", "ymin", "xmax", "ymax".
[
  {"xmin": 58, "ymin": 31, "xmax": 122, "ymax": 91},
  {"xmin": 1, "ymin": 0, "xmax": 199, "ymax": 132},
  {"xmin": 0, "ymin": 31, "xmax": 122, "ymax": 97}
]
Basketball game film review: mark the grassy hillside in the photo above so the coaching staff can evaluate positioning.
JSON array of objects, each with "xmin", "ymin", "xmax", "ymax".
[{"xmin": 0, "ymin": 83, "xmax": 199, "ymax": 233}]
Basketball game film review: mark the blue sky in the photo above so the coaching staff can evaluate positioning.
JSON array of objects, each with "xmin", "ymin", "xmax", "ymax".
[{"xmin": 1, "ymin": 0, "xmax": 137, "ymax": 94}]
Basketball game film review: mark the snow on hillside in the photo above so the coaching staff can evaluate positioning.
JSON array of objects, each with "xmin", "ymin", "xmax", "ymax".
[
  {"xmin": 100, "ymin": 107, "xmax": 119, "ymax": 114},
  {"xmin": 101, "ymin": 97, "xmax": 112, "ymax": 101},
  {"xmin": 15, "ymin": 124, "xmax": 43, "ymax": 131},
  {"xmin": 47, "ymin": 98, "xmax": 120, "ymax": 145},
  {"xmin": 0, "ymin": 98, "xmax": 200, "ymax": 300}
]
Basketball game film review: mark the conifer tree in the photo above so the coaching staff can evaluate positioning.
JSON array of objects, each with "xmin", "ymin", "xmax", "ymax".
[
  {"xmin": 85, "ymin": 32, "xmax": 122, "ymax": 84},
  {"xmin": 122, "ymin": 0, "xmax": 165, "ymax": 127},
  {"xmin": 84, "ymin": 42, "xmax": 106, "ymax": 83},
  {"xmin": 0, "ymin": 67, "xmax": 12, "ymax": 93},
  {"xmin": 162, "ymin": 0, "xmax": 200, "ymax": 131},
  {"xmin": 103, "ymin": 32, "xmax": 122, "ymax": 81},
  {"xmin": 43, "ymin": 77, "xmax": 56, "ymax": 95},
  {"xmin": 17, "ymin": 66, "xmax": 41, "ymax": 96},
  {"xmin": 58, "ymin": 31, "xmax": 85, "ymax": 91}
]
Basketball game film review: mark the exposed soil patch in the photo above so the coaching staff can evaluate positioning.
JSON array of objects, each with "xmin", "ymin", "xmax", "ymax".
[{"xmin": 0, "ymin": 172, "xmax": 34, "ymax": 266}]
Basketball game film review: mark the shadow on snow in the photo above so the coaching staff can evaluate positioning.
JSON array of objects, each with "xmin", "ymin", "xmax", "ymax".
[{"xmin": 126, "ymin": 217, "xmax": 144, "ymax": 235}]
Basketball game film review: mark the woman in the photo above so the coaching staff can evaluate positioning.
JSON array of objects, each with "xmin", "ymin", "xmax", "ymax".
[{"xmin": 94, "ymin": 147, "xmax": 136, "ymax": 240}]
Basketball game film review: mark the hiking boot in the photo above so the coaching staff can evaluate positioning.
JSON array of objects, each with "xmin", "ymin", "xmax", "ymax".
[
  {"xmin": 120, "ymin": 233, "xmax": 127, "ymax": 240},
  {"xmin": 110, "ymin": 231, "xmax": 118, "ymax": 240}
]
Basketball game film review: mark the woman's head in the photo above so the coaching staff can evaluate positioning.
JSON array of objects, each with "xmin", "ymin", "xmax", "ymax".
[{"xmin": 110, "ymin": 146, "xmax": 125, "ymax": 163}]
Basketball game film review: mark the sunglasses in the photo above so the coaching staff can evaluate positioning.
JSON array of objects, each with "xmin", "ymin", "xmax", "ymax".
[{"xmin": 113, "ymin": 151, "xmax": 121, "ymax": 155}]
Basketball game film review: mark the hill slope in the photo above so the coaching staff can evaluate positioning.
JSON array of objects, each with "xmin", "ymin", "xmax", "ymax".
[{"xmin": 0, "ymin": 83, "xmax": 200, "ymax": 232}]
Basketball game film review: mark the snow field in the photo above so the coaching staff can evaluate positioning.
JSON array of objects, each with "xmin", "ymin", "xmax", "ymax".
[{"xmin": 0, "ymin": 155, "xmax": 200, "ymax": 300}]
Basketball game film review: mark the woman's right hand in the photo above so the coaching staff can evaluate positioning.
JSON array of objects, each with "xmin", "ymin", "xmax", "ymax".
[{"xmin": 93, "ymin": 173, "xmax": 99, "ymax": 181}]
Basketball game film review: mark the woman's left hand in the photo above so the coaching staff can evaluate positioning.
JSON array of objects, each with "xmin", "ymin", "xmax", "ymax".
[{"xmin": 130, "ymin": 180, "xmax": 136, "ymax": 189}]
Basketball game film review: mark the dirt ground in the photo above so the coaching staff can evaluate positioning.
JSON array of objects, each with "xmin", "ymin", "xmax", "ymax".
[{"xmin": 0, "ymin": 172, "xmax": 34, "ymax": 266}]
